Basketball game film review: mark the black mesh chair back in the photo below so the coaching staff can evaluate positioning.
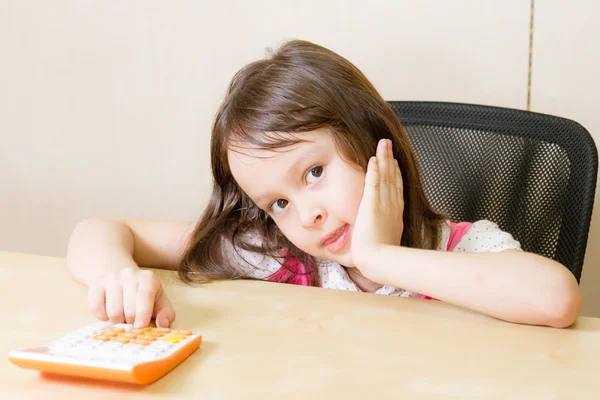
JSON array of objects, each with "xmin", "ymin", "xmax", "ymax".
[{"xmin": 388, "ymin": 101, "xmax": 597, "ymax": 282}]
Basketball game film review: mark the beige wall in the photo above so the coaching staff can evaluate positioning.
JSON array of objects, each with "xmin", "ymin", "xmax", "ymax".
[{"xmin": 1, "ymin": 2, "xmax": 597, "ymax": 314}]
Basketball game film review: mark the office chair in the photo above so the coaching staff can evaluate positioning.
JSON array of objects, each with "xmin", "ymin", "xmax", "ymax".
[{"xmin": 388, "ymin": 101, "xmax": 597, "ymax": 283}]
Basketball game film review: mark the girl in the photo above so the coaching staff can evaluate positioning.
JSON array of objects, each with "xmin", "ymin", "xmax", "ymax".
[{"xmin": 66, "ymin": 40, "xmax": 581, "ymax": 330}]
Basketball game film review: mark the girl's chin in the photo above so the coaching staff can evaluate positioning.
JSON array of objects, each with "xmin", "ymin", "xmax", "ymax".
[
  {"xmin": 309, "ymin": 249, "xmax": 354, "ymax": 268},
  {"xmin": 335, "ymin": 254, "xmax": 355, "ymax": 268}
]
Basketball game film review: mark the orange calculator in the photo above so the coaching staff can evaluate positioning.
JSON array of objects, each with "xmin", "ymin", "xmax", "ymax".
[{"xmin": 8, "ymin": 321, "xmax": 202, "ymax": 384}]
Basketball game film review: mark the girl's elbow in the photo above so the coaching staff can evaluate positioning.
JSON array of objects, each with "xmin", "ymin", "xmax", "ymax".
[{"xmin": 545, "ymin": 274, "xmax": 582, "ymax": 328}]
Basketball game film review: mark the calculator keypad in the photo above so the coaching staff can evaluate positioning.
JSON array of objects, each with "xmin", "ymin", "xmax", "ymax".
[{"xmin": 47, "ymin": 322, "xmax": 196, "ymax": 365}]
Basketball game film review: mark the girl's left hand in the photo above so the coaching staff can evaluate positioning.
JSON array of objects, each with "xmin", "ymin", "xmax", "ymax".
[{"xmin": 351, "ymin": 139, "xmax": 404, "ymax": 275}]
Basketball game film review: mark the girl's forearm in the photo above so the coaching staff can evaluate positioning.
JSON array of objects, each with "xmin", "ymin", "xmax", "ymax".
[
  {"xmin": 364, "ymin": 245, "xmax": 581, "ymax": 328},
  {"xmin": 66, "ymin": 218, "xmax": 139, "ymax": 286}
]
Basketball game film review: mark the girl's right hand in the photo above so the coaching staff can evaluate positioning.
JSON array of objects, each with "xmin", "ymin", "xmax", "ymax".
[
  {"xmin": 87, "ymin": 266, "xmax": 176, "ymax": 328},
  {"xmin": 351, "ymin": 138, "xmax": 404, "ymax": 273}
]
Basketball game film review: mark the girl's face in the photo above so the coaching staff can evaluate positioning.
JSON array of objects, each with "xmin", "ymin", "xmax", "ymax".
[{"xmin": 227, "ymin": 128, "xmax": 365, "ymax": 267}]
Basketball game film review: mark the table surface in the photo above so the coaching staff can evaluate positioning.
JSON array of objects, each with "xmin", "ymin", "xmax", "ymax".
[{"xmin": 2, "ymin": 251, "xmax": 599, "ymax": 399}]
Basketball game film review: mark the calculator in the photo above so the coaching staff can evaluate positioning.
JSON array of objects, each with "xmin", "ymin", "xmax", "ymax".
[{"xmin": 8, "ymin": 321, "xmax": 202, "ymax": 384}]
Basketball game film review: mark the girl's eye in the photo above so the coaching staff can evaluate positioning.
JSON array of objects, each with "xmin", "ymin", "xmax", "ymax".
[
  {"xmin": 306, "ymin": 166, "xmax": 323, "ymax": 184},
  {"xmin": 270, "ymin": 199, "xmax": 288, "ymax": 213},
  {"xmin": 268, "ymin": 166, "xmax": 323, "ymax": 214}
]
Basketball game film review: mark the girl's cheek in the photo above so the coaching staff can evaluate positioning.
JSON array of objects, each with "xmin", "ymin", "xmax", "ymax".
[
  {"xmin": 347, "ymin": 172, "xmax": 366, "ymax": 219},
  {"xmin": 279, "ymin": 213, "xmax": 299, "ymax": 240}
]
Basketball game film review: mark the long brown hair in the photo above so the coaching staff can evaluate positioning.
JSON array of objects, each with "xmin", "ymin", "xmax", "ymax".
[{"xmin": 178, "ymin": 39, "xmax": 447, "ymax": 286}]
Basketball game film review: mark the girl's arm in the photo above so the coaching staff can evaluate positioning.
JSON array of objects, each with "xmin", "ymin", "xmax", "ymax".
[
  {"xmin": 361, "ymin": 245, "xmax": 581, "ymax": 328},
  {"xmin": 66, "ymin": 218, "xmax": 195, "ymax": 327},
  {"xmin": 351, "ymin": 139, "xmax": 581, "ymax": 328},
  {"xmin": 66, "ymin": 218, "xmax": 194, "ymax": 285}
]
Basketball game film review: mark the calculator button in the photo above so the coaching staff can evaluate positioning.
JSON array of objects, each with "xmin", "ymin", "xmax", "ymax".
[
  {"xmin": 93, "ymin": 335, "xmax": 111, "ymax": 342},
  {"xmin": 122, "ymin": 344, "xmax": 143, "ymax": 354},
  {"xmin": 131, "ymin": 340, "xmax": 150, "ymax": 346},
  {"xmin": 113, "ymin": 337, "xmax": 130, "ymax": 344},
  {"xmin": 136, "ymin": 352, "xmax": 162, "ymax": 362},
  {"xmin": 174, "ymin": 330, "xmax": 193, "ymax": 336},
  {"xmin": 69, "ymin": 332, "xmax": 89, "ymax": 340},
  {"xmin": 145, "ymin": 349, "xmax": 166, "ymax": 357},
  {"xmin": 123, "ymin": 333, "xmax": 138, "ymax": 339},
  {"xmin": 49, "ymin": 343, "xmax": 75, "ymax": 353},
  {"xmin": 155, "ymin": 328, "xmax": 171, "ymax": 333},
  {"xmin": 140, "ymin": 335, "xmax": 157, "ymax": 342},
  {"xmin": 88, "ymin": 321, "xmax": 114, "ymax": 330},
  {"xmin": 131, "ymin": 328, "xmax": 152, "ymax": 334},
  {"xmin": 152, "ymin": 341, "xmax": 173, "ymax": 349}
]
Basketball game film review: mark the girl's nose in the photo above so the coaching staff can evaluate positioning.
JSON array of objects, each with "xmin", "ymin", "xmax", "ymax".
[{"xmin": 300, "ymin": 206, "xmax": 327, "ymax": 228}]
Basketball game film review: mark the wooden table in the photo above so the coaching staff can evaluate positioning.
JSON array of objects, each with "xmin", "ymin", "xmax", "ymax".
[{"xmin": 2, "ymin": 251, "xmax": 599, "ymax": 399}]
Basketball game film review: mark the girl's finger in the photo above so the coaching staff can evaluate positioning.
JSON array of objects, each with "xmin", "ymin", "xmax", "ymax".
[
  {"xmin": 387, "ymin": 139, "xmax": 396, "ymax": 202},
  {"xmin": 88, "ymin": 283, "xmax": 108, "ymax": 321},
  {"xmin": 377, "ymin": 139, "xmax": 389, "ymax": 203},
  {"xmin": 364, "ymin": 156, "xmax": 379, "ymax": 205},
  {"xmin": 153, "ymin": 292, "xmax": 176, "ymax": 328},
  {"xmin": 104, "ymin": 280, "xmax": 125, "ymax": 324},
  {"xmin": 134, "ymin": 278, "xmax": 159, "ymax": 328},
  {"xmin": 122, "ymin": 281, "xmax": 139, "ymax": 325},
  {"xmin": 395, "ymin": 159, "xmax": 404, "ymax": 203}
]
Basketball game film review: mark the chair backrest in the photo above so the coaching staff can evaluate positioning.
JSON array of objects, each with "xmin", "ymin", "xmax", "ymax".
[{"xmin": 388, "ymin": 101, "xmax": 598, "ymax": 282}]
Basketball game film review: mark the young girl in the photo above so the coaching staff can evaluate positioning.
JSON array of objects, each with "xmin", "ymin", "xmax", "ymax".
[{"xmin": 66, "ymin": 39, "xmax": 581, "ymax": 330}]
